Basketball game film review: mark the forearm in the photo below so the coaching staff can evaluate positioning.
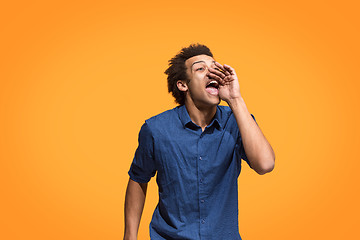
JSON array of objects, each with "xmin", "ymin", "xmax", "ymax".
[
  {"xmin": 228, "ymin": 97, "xmax": 275, "ymax": 175},
  {"xmin": 124, "ymin": 178, "xmax": 148, "ymax": 240}
]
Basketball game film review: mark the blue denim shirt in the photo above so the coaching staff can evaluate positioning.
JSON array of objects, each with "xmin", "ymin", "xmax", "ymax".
[{"xmin": 128, "ymin": 105, "xmax": 256, "ymax": 240}]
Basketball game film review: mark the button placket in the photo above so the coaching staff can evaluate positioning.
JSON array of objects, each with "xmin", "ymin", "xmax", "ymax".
[{"xmin": 198, "ymin": 133, "xmax": 208, "ymax": 236}]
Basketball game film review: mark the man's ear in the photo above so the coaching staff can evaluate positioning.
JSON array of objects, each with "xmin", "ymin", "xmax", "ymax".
[{"xmin": 176, "ymin": 80, "xmax": 188, "ymax": 92}]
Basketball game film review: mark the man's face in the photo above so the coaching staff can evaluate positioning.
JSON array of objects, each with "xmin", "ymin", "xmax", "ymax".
[{"xmin": 183, "ymin": 54, "xmax": 220, "ymax": 107}]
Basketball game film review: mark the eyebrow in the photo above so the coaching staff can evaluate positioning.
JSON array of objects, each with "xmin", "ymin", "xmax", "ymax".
[{"xmin": 191, "ymin": 60, "xmax": 216, "ymax": 69}]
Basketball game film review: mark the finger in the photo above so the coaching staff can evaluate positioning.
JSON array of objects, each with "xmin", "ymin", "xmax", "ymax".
[
  {"xmin": 223, "ymin": 64, "xmax": 236, "ymax": 75},
  {"xmin": 207, "ymin": 72, "xmax": 225, "ymax": 85},
  {"xmin": 215, "ymin": 62, "xmax": 230, "ymax": 76},
  {"xmin": 223, "ymin": 75, "xmax": 235, "ymax": 83},
  {"xmin": 208, "ymin": 67, "xmax": 226, "ymax": 79}
]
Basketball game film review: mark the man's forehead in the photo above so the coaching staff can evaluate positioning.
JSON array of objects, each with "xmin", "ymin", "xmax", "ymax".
[{"xmin": 185, "ymin": 55, "xmax": 215, "ymax": 67}]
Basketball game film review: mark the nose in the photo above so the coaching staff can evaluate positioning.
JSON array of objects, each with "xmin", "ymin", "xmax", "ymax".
[
  {"xmin": 204, "ymin": 63, "xmax": 216, "ymax": 75},
  {"xmin": 205, "ymin": 63, "xmax": 217, "ymax": 77}
]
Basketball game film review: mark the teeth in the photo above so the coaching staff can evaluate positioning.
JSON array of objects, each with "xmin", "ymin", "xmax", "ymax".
[{"xmin": 206, "ymin": 80, "xmax": 219, "ymax": 88}]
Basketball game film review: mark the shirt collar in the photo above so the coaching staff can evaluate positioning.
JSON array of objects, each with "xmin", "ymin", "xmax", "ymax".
[{"xmin": 178, "ymin": 105, "xmax": 222, "ymax": 130}]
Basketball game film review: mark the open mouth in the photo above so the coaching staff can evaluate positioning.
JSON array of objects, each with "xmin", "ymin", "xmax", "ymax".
[
  {"xmin": 205, "ymin": 80, "xmax": 219, "ymax": 95},
  {"xmin": 206, "ymin": 80, "xmax": 219, "ymax": 89}
]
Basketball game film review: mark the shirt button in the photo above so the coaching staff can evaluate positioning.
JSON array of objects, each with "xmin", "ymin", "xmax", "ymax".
[
  {"xmin": 200, "ymin": 179, "xmax": 203, "ymax": 183},
  {"xmin": 199, "ymin": 156, "xmax": 202, "ymax": 160},
  {"xmin": 200, "ymin": 199, "xmax": 205, "ymax": 203},
  {"xmin": 201, "ymin": 219, "xmax": 205, "ymax": 224}
]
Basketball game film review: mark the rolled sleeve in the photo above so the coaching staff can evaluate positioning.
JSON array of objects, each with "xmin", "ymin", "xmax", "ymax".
[{"xmin": 128, "ymin": 122, "xmax": 157, "ymax": 183}]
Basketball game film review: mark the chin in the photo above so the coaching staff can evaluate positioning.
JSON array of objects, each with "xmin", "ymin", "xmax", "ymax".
[
  {"xmin": 216, "ymin": 98, "xmax": 221, "ymax": 105},
  {"xmin": 206, "ymin": 93, "xmax": 220, "ymax": 103},
  {"xmin": 186, "ymin": 93, "xmax": 220, "ymax": 108},
  {"xmin": 205, "ymin": 97, "xmax": 220, "ymax": 107},
  {"xmin": 211, "ymin": 95, "xmax": 221, "ymax": 105}
]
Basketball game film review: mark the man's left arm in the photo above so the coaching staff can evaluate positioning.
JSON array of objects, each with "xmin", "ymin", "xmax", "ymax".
[
  {"xmin": 228, "ymin": 97, "xmax": 275, "ymax": 175},
  {"xmin": 208, "ymin": 63, "xmax": 275, "ymax": 175}
]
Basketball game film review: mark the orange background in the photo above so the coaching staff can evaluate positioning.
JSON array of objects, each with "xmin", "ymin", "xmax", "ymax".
[{"xmin": 1, "ymin": 0, "xmax": 359, "ymax": 239}]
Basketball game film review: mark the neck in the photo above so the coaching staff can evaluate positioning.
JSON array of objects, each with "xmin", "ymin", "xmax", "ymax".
[{"xmin": 184, "ymin": 101, "xmax": 217, "ymax": 131}]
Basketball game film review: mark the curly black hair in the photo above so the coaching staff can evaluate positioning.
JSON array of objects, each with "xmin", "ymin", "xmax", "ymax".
[{"xmin": 165, "ymin": 43, "xmax": 213, "ymax": 105}]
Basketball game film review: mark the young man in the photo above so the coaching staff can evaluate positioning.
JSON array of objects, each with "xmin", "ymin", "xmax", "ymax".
[{"xmin": 124, "ymin": 44, "xmax": 275, "ymax": 240}]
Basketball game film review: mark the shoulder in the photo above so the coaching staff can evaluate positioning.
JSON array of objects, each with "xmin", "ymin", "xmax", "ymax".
[
  {"xmin": 216, "ymin": 105, "xmax": 256, "ymax": 130},
  {"xmin": 143, "ymin": 106, "xmax": 181, "ymax": 134},
  {"xmin": 217, "ymin": 105, "xmax": 233, "ymax": 117},
  {"xmin": 145, "ymin": 107, "xmax": 178, "ymax": 124},
  {"xmin": 216, "ymin": 105, "xmax": 234, "ymax": 126}
]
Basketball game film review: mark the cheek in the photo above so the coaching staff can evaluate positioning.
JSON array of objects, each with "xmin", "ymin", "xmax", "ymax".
[
  {"xmin": 189, "ymin": 87, "xmax": 206, "ymax": 101},
  {"xmin": 190, "ymin": 76, "xmax": 205, "ymax": 88},
  {"xmin": 189, "ymin": 80, "xmax": 204, "ymax": 93}
]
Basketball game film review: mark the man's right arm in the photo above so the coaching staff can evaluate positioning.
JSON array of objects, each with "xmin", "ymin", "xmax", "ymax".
[{"xmin": 123, "ymin": 178, "xmax": 148, "ymax": 240}]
